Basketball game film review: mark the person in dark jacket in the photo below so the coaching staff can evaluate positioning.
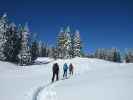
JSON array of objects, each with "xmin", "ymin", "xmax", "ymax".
[
  {"xmin": 69, "ymin": 63, "xmax": 74, "ymax": 75},
  {"xmin": 63, "ymin": 63, "xmax": 68, "ymax": 78},
  {"xmin": 52, "ymin": 63, "xmax": 59, "ymax": 82}
]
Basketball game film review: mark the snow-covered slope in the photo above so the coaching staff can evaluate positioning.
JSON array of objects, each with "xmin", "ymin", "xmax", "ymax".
[{"xmin": 0, "ymin": 57, "xmax": 133, "ymax": 100}]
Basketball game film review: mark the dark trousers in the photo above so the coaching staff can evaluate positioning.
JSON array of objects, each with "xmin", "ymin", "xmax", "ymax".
[
  {"xmin": 63, "ymin": 70, "xmax": 67, "ymax": 78},
  {"xmin": 52, "ymin": 72, "xmax": 59, "ymax": 82},
  {"xmin": 69, "ymin": 70, "xmax": 73, "ymax": 75}
]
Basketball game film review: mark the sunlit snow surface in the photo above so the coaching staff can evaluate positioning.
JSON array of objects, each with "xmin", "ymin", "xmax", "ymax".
[{"xmin": 0, "ymin": 57, "xmax": 133, "ymax": 100}]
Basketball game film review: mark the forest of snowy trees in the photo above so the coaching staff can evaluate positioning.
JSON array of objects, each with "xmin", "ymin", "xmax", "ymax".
[
  {"xmin": 0, "ymin": 13, "xmax": 133, "ymax": 65},
  {"xmin": 56, "ymin": 26, "xmax": 82, "ymax": 59},
  {"xmin": 0, "ymin": 13, "xmax": 82, "ymax": 65},
  {"xmin": 94, "ymin": 48, "xmax": 121, "ymax": 62},
  {"xmin": 87, "ymin": 48, "xmax": 133, "ymax": 63},
  {"xmin": 0, "ymin": 13, "xmax": 39, "ymax": 65},
  {"xmin": 37, "ymin": 26, "xmax": 83, "ymax": 59}
]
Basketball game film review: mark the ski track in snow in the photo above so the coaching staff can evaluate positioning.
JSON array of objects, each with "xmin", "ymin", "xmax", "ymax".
[
  {"xmin": 32, "ymin": 82, "xmax": 58, "ymax": 100},
  {"xmin": 32, "ymin": 77, "xmax": 72, "ymax": 100},
  {"xmin": 32, "ymin": 83, "xmax": 51, "ymax": 100}
]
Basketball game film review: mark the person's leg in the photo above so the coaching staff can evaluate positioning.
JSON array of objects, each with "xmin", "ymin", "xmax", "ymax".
[
  {"xmin": 70, "ymin": 70, "xmax": 72, "ymax": 75},
  {"xmin": 72, "ymin": 70, "xmax": 73, "ymax": 75},
  {"xmin": 52, "ymin": 72, "xmax": 55, "ymax": 82},
  {"xmin": 63, "ymin": 70, "xmax": 65, "ymax": 78},
  {"xmin": 65, "ymin": 70, "xmax": 67, "ymax": 78},
  {"xmin": 69, "ymin": 69, "xmax": 71, "ymax": 75},
  {"xmin": 64, "ymin": 70, "xmax": 66, "ymax": 77},
  {"xmin": 56, "ymin": 72, "xmax": 59, "ymax": 81}
]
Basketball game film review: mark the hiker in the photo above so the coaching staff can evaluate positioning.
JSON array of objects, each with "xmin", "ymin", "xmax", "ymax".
[
  {"xmin": 52, "ymin": 63, "xmax": 59, "ymax": 82},
  {"xmin": 69, "ymin": 63, "xmax": 74, "ymax": 75},
  {"xmin": 63, "ymin": 63, "xmax": 68, "ymax": 78}
]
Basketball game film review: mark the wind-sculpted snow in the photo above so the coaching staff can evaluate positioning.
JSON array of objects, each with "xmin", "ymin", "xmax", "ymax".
[{"xmin": 0, "ymin": 57, "xmax": 133, "ymax": 100}]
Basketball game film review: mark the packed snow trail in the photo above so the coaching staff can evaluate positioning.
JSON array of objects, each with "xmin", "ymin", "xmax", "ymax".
[
  {"xmin": 32, "ymin": 83, "xmax": 51, "ymax": 100},
  {"xmin": 35, "ymin": 75, "xmax": 74, "ymax": 100},
  {"xmin": 32, "ymin": 69, "xmax": 74, "ymax": 100}
]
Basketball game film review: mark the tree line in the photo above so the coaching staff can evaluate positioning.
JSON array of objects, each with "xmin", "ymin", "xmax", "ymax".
[
  {"xmin": 0, "ymin": 13, "xmax": 132, "ymax": 65},
  {"xmin": 0, "ymin": 13, "xmax": 39, "ymax": 65},
  {"xmin": 87, "ymin": 48, "xmax": 133, "ymax": 63},
  {"xmin": 0, "ymin": 13, "xmax": 83, "ymax": 65}
]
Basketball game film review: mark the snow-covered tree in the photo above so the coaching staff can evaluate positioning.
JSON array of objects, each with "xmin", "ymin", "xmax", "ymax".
[
  {"xmin": 4, "ymin": 22, "xmax": 20, "ymax": 62},
  {"xmin": 31, "ymin": 40, "xmax": 38, "ymax": 62},
  {"xmin": 70, "ymin": 33, "xmax": 75, "ymax": 58},
  {"xmin": 64, "ymin": 26, "xmax": 72, "ymax": 58},
  {"xmin": 56, "ymin": 27, "xmax": 66, "ymax": 59},
  {"xmin": 125, "ymin": 49, "xmax": 133, "ymax": 63},
  {"xmin": 42, "ymin": 42, "xmax": 50, "ymax": 57},
  {"xmin": 56, "ymin": 26, "xmax": 83, "ymax": 59},
  {"xmin": 0, "ymin": 13, "xmax": 9, "ymax": 61},
  {"xmin": 73, "ymin": 30, "xmax": 82, "ymax": 57},
  {"xmin": 50, "ymin": 47, "xmax": 58, "ymax": 59},
  {"xmin": 17, "ymin": 23, "xmax": 32, "ymax": 65},
  {"xmin": 41, "ymin": 42, "xmax": 45, "ymax": 57},
  {"xmin": 30, "ymin": 33, "xmax": 39, "ymax": 61},
  {"xmin": 38, "ymin": 40, "xmax": 43, "ymax": 57}
]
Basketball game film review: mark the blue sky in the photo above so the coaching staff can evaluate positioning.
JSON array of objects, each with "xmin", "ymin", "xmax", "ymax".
[{"xmin": 0, "ymin": 0, "xmax": 132, "ymax": 53}]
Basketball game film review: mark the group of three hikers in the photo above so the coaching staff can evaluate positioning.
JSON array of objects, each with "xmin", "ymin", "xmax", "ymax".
[{"xmin": 52, "ymin": 63, "xmax": 74, "ymax": 82}]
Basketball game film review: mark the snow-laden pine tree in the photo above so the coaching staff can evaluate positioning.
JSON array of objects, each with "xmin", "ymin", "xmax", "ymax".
[
  {"xmin": 56, "ymin": 27, "xmax": 66, "ymax": 59},
  {"xmin": 95, "ymin": 48, "xmax": 101, "ymax": 59},
  {"xmin": 31, "ymin": 41, "xmax": 38, "ymax": 62},
  {"xmin": 56, "ymin": 26, "xmax": 73, "ymax": 59},
  {"xmin": 4, "ymin": 22, "xmax": 20, "ymax": 62},
  {"xmin": 70, "ymin": 33, "xmax": 75, "ymax": 58},
  {"xmin": 125, "ymin": 49, "xmax": 133, "ymax": 63},
  {"xmin": 30, "ymin": 33, "xmax": 39, "ymax": 61},
  {"xmin": 42, "ymin": 42, "xmax": 50, "ymax": 57},
  {"xmin": 73, "ymin": 30, "xmax": 82, "ymax": 57},
  {"xmin": 41, "ymin": 42, "xmax": 45, "ymax": 57},
  {"xmin": 38, "ymin": 40, "xmax": 43, "ymax": 57},
  {"xmin": 51, "ymin": 46, "xmax": 58, "ymax": 59},
  {"xmin": 64, "ymin": 26, "xmax": 72, "ymax": 59},
  {"xmin": 17, "ymin": 23, "xmax": 32, "ymax": 65},
  {"xmin": 0, "ymin": 13, "xmax": 9, "ymax": 61},
  {"xmin": 45, "ymin": 43, "xmax": 50, "ymax": 57},
  {"xmin": 56, "ymin": 26, "xmax": 83, "ymax": 59}
]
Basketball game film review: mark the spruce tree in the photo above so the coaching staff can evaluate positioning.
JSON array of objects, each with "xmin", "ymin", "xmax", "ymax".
[
  {"xmin": 31, "ymin": 40, "xmax": 38, "ymax": 62},
  {"xmin": 70, "ymin": 33, "xmax": 74, "ymax": 58},
  {"xmin": 42, "ymin": 42, "xmax": 49, "ymax": 57},
  {"xmin": 38, "ymin": 41, "xmax": 43, "ymax": 57},
  {"xmin": 125, "ymin": 49, "xmax": 133, "ymax": 63},
  {"xmin": 0, "ymin": 13, "xmax": 9, "ymax": 61},
  {"xmin": 30, "ymin": 33, "xmax": 38, "ymax": 61},
  {"xmin": 4, "ymin": 22, "xmax": 20, "ymax": 62},
  {"xmin": 64, "ymin": 26, "xmax": 72, "ymax": 59},
  {"xmin": 73, "ymin": 30, "xmax": 82, "ymax": 57},
  {"xmin": 17, "ymin": 23, "xmax": 32, "ymax": 65},
  {"xmin": 57, "ymin": 27, "xmax": 66, "ymax": 59}
]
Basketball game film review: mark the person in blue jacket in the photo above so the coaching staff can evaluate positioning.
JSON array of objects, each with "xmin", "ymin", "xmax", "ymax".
[{"xmin": 63, "ymin": 63, "xmax": 68, "ymax": 78}]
